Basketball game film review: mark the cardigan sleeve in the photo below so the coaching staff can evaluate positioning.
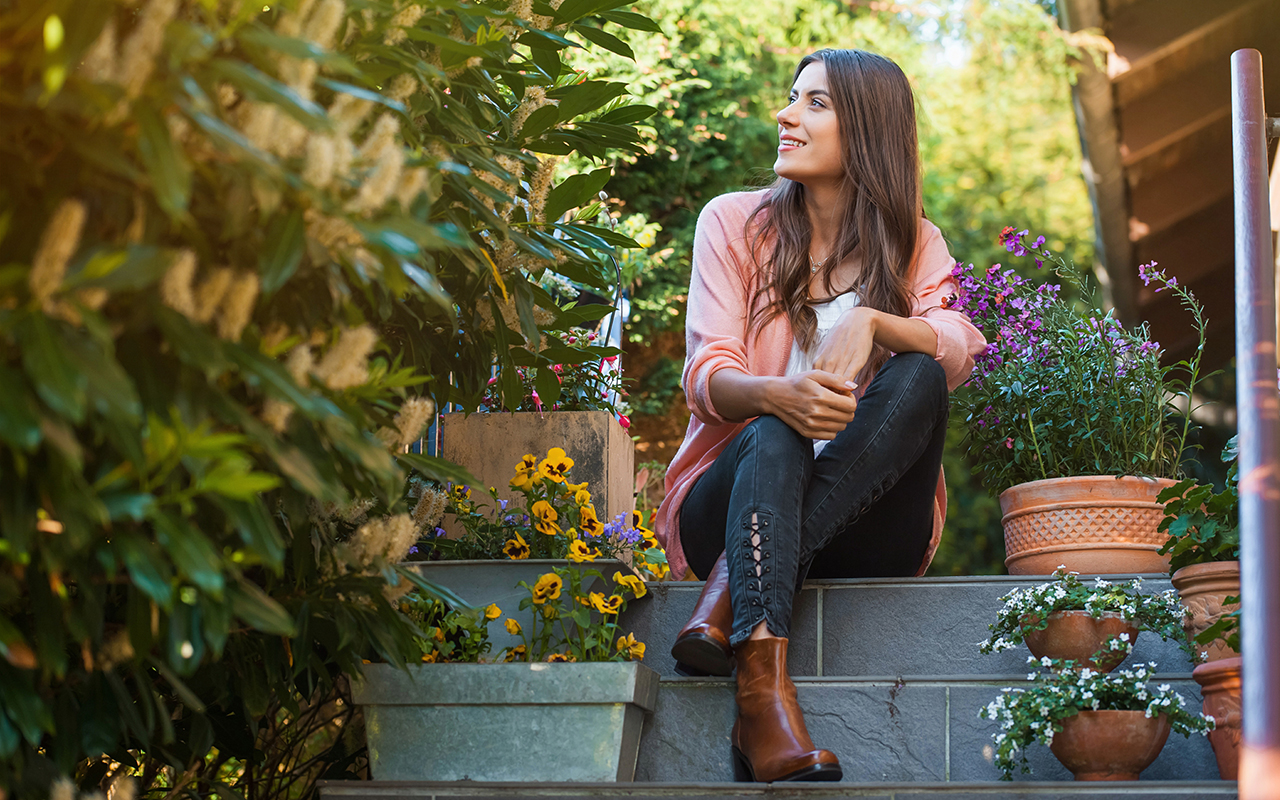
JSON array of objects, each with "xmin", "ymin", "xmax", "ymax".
[
  {"xmin": 910, "ymin": 220, "xmax": 987, "ymax": 391},
  {"xmin": 682, "ymin": 193, "xmax": 762, "ymax": 425}
]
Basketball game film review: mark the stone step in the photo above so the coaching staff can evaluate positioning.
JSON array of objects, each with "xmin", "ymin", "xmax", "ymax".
[
  {"xmin": 619, "ymin": 576, "xmax": 1194, "ymax": 679},
  {"xmin": 320, "ymin": 780, "xmax": 1237, "ymax": 798},
  {"xmin": 636, "ymin": 675, "xmax": 1222, "ymax": 784}
]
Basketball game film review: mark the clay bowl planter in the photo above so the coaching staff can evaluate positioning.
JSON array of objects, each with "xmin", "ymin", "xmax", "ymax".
[
  {"xmin": 1048, "ymin": 709, "xmax": 1171, "ymax": 780},
  {"xmin": 1022, "ymin": 610, "xmax": 1138, "ymax": 672},
  {"xmin": 1171, "ymin": 561, "xmax": 1240, "ymax": 662},
  {"xmin": 1193, "ymin": 655, "xmax": 1242, "ymax": 779},
  {"xmin": 1000, "ymin": 476, "xmax": 1176, "ymax": 575}
]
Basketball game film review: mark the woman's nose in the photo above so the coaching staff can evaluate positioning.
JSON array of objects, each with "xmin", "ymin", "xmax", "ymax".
[{"xmin": 776, "ymin": 101, "xmax": 797, "ymax": 126}]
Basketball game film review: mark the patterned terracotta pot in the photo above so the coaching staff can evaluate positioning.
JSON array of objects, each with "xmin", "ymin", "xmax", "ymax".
[
  {"xmin": 1171, "ymin": 561, "xmax": 1240, "ymax": 662},
  {"xmin": 1192, "ymin": 655, "xmax": 1242, "ymax": 780},
  {"xmin": 1049, "ymin": 710, "xmax": 1171, "ymax": 780},
  {"xmin": 1022, "ymin": 610, "xmax": 1138, "ymax": 672},
  {"xmin": 1000, "ymin": 476, "xmax": 1176, "ymax": 575}
]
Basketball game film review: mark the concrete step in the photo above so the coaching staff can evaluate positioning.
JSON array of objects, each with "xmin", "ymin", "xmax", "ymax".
[
  {"xmin": 320, "ymin": 779, "xmax": 1237, "ymax": 798},
  {"xmin": 619, "ymin": 576, "xmax": 1194, "ymax": 679},
  {"xmin": 636, "ymin": 675, "xmax": 1222, "ymax": 784}
]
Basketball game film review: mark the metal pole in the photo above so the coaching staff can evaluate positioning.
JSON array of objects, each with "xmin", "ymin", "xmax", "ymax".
[{"xmin": 1231, "ymin": 48, "xmax": 1280, "ymax": 798}]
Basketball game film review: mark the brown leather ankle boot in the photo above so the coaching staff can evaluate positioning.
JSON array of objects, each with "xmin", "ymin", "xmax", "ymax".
[
  {"xmin": 669, "ymin": 552, "xmax": 734, "ymax": 676},
  {"xmin": 731, "ymin": 637, "xmax": 842, "ymax": 783}
]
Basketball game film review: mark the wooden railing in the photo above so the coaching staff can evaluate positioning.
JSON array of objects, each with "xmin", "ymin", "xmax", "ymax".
[{"xmin": 1230, "ymin": 48, "xmax": 1280, "ymax": 798}]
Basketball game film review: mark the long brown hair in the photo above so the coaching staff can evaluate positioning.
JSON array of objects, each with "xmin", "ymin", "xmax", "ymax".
[{"xmin": 746, "ymin": 49, "xmax": 922, "ymax": 373}]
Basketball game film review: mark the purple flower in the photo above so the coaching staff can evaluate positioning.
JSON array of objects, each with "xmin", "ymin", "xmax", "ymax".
[{"xmin": 434, "ymin": 527, "xmax": 446, "ymax": 537}]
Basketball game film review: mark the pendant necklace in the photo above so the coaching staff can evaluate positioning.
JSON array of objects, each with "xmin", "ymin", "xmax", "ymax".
[{"xmin": 809, "ymin": 251, "xmax": 832, "ymax": 274}]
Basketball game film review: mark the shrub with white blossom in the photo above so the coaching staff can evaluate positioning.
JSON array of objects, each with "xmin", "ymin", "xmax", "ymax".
[{"xmin": 979, "ymin": 567, "xmax": 1186, "ymax": 655}]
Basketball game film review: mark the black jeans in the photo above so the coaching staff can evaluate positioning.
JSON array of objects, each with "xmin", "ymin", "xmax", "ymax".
[{"xmin": 680, "ymin": 352, "xmax": 950, "ymax": 647}]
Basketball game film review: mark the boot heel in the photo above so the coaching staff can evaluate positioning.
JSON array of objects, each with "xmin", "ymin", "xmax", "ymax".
[{"xmin": 730, "ymin": 745, "xmax": 756, "ymax": 783}]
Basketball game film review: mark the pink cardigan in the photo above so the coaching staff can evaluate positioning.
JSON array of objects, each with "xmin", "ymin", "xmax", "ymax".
[{"xmin": 656, "ymin": 191, "xmax": 987, "ymax": 581}]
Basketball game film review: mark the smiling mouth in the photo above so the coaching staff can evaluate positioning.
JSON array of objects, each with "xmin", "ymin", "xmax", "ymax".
[{"xmin": 780, "ymin": 138, "xmax": 807, "ymax": 148}]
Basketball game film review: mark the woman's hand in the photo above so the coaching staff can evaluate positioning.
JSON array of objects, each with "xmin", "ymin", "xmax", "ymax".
[
  {"xmin": 764, "ymin": 370, "xmax": 858, "ymax": 440},
  {"xmin": 813, "ymin": 306, "xmax": 878, "ymax": 383}
]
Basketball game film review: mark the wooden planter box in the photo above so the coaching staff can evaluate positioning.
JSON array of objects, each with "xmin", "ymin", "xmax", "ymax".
[
  {"xmin": 354, "ymin": 662, "xmax": 659, "ymax": 782},
  {"xmin": 440, "ymin": 410, "xmax": 635, "ymax": 525}
]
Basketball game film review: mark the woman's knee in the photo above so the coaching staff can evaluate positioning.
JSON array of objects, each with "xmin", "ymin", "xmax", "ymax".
[
  {"xmin": 744, "ymin": 414, "xmax": 812, "ymax": 460},
  {"xmin": 882, "ymin": 352, "xmax": 947, "ymax": 407}
]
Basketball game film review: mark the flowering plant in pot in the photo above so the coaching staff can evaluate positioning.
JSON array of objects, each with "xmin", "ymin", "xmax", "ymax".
[
  {"xmin": 979, "ymin": 567, "xmax": 1187, "ymax": 670},
  {"xmin": 950, "ymin": 228, "xmax": 1210, "ymax": 574},
  {"xmin": 357, "ymin": 566, "xmax": 658, "ymax": 782},
  {"xmin": 979, "ymin": 647, "xmax": 1214, "ymax": 780},
  {"xmin": 481, "ymin": 328, "xmax": 632, "ymax": 426}
]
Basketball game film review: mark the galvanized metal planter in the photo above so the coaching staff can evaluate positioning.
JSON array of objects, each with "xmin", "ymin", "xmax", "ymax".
[
  {"xmin": 403, "ymin": 559, "xmax": 620, "ymax": 653},
  {"xmin": 354, "ymin": 662, "xmax": 660, "ymax": 782}
]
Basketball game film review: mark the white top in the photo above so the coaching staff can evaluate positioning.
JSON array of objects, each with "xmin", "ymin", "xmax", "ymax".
[{"xmin": 784, "ymin": 290, "xmax": 861, "ymax": 456}]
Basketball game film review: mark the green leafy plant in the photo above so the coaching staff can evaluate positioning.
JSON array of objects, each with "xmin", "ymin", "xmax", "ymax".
[
  {"xmin": 505, "ymin": 565, "xmax": 649, "ymax": 662},
  {"xmin": 1157, "ymin": 436, "xmax": 1240, "ymax": 572},
  {"xmin": 952, "ymin": 230, "xmax": 1208, "ymax": 492},
  {"xmin": 979, "ymin": 649, "xmax": 1214, "ymax": 779},
  {"xmin": 480, "ymin": 329, "xmax": 631, "ymax": 420},
  {"xmin": 979, "ymin": 568, "xmax": 1186, "ymax": 655},
  {"xmin": 400, "ymin": 595, "xmax": 496, "ymax": 664},
  {"xmin": 0, "ymin": 0, "xmax": 657, "ymax": 794},
  {"xmin": 417, "ymin": 446, "xmax": 670, "ymax": 581}
]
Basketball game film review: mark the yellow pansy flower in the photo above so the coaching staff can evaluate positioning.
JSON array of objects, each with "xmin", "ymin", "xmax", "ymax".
[
  {"xmin": 616, "ymin": 633, "xmax": 645, "ymax": 660},
  {"xmin": 504, "ymin": 644, "xmax": 527, "ymax": 662},
  {"xmin": 614, "ymin": 571, "xmax": 647, "ymax": 599},
  {"xmin": 546, "ymin": 652, "xmax": 576, "ymax": 663},
  {"xmin": 534, "ymin": 518, "xmax": 562, "ymax": 537},
  {"xmin": 579, "ymin": 506, "xmax": 604, "ymax": 537},
  {"xmin": 431, "ymin": 627, "xmax": 445, "ymax": 642},
  {"xmin": 574, "ymin": 487, "xmax": 593, "ymax": 506},
  {"xmin": 628, "ymin": 509, "xmax": 645, "ymax": 529},
  {"xmin": 450, "ymin": 484, "xmax": 471, "ymax": 502},
  {"xmin": 531, "ymin": 572, "xmax": 563, "ymax": 604},
  {"xmin": 421, "ymin": 651, "xmax": 438, "ymax": 663},
  {"xmin": 541, "ymin": 604, "xmax": 559, "ymax": 619},
  {"xmin": 502, "ymin": 532, "xmax": 531, "ymax": 560},
  {"xmin": 531, "ymin": 500, "xmax": 558, "ymax": 523},
  {"xmin": 539, "ymin": 447, "xmax": 574, "ymax": 483},
  {"xmin": 484, "ymin": 603, "xmax": 501, "ymax": 620},
  {"xmin": 505, "ymin": 618, "xmax": 522, "ymax": 636},
  {"xmin": 588, "ymin": 592, "xmax": 623, "ymax": 615},
  {"xmin": 568, "ymin": 539, "xmax": 598, "ymax": 563},
  {"xmin": 510, "ymin": 454, "xmax": 538, "ymax": 489}
]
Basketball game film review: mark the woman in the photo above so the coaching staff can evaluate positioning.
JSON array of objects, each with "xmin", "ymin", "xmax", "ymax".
[{"xmin": 654, "ymin": 49, "xmax": 986, "ymax": 783}]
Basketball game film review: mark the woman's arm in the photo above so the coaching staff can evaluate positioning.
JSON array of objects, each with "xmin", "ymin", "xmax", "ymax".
[
  {"xmin": 812, "ymin": 306, "xmax": 937, "ymax": 383},
  {"xmin": 708, "ymin": 368, "xmax": 858, "ymax": 440}
]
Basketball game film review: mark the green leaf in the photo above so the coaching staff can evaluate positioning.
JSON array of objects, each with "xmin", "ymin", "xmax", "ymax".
[
  {"xmin": 315, "ymin": 78, "xmax": 407, "ymax": 114},
  {"xmin": 398, "ymin": 261, "xmax": 456, "ymax": 319},
  {"xmin": 208, "ymin": 59, "xmax": 334, "ymax": 133},
  {"xmin": 552, "ymin": 80, "xmax": 629, "ymax": 120},
  {"xmin": 259, "ymin": 209, "xmax": 306, "ymax": 295},
  {"xmin": 534, "ymin": 364, "xmax": 562, "ymax": 406},
  {"xmin": 519, "ymin": 104, "xmax": 559, "ymax": 141},
  {"xmin": 397, "ymin": 452, "xmax": 479, "ymax": 487},
  {"xmin": 229, "ymin": 579, "xmax": 296, "ymax": 636},
  {"xmin": 70, "ymin": 245, "xmax": 171, "ymax": 291},
  {"xmin": 199, "ymin": 464, "xmax": 281, "ymax": 500},
  {"xmin": 572, "ymin": 24, "xmax": 633, "ymax": 59},
  {"xmin": 0, "ymin": 366, "xmax": 42, "ymax": 450},
  {"xmin": 214, "ymin": 497, "xmax": 285, "ymax": 569},
  {"xmin": 237, "ymin": 24, "xmax": 362, "ymax": 76},
  {"xmin": 117, "ymin": 533, "xmax": 175, "ymax": 608},
  {"xmin": 544, "ymin": 167, "xmax": 612, "ymax": 223},
  {"xmin": 598, "ymin": 10, "xmax": 663, "ymax": 32},
  {"xmin": 17, "ymin": 315, "xmax": 86, "ymax": 423},
  {"xmin": 153, "ymin": 513, "xmax": 226, "ymax": 597},
  {"xmin": 595, "ymin": 104, "xmax": 658, "ymax": 125},
  {"xmin": 393, "ymin": 565, "xmax": 473, "ymax": 610},
  {"xmin": 135, "ymin": 102, "xmax": 192, "ymax": 219}
]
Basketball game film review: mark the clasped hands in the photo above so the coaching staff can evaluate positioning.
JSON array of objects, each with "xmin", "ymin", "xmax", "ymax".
[{"xmin": 768, "ymin": 306, "xmax": 878, "ymax": 440}]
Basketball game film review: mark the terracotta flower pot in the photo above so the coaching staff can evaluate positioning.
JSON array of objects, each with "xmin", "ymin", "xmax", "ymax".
[
  {"xmin": 1049, "ymin": 709, "xmax": 1171, "ymax": 780},
  {"xmin": 1171, "ymin": 561, "xmax": 1240, "ymax": 662},
  {"xmin": 1022, "ymin": 610, "xmax": 1138, "ymax": 672},
  {"xmin": 1000, "ymin": 476, "xmax": 1176, "ymax": 575},
  {"xmin": 1193, "ymin": 655, "xmax": 1242, "ymax": 779}
]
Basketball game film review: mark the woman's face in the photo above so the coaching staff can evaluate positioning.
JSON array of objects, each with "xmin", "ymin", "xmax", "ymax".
[{"xmin": 774, "ymin": 61, "xmax": 842, "ymax": 187}]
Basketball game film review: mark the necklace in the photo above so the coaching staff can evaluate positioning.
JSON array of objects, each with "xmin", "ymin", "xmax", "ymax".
[{"xmin": 809, "ymin": 251, "xmax": 832, "ymax": 274}]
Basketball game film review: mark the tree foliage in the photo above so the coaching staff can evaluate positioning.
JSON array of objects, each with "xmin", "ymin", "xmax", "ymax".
[{"xmin": 0, "ymin": 0, "xmax": 654, "ymax": 795}]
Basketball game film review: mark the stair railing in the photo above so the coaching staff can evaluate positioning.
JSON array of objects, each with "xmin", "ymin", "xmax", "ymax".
[{"xmin": 1231, "ymin": 47, "xmax": 1280, "ymax": 798}]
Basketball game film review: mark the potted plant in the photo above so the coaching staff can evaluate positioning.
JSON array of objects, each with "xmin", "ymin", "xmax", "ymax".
[
  {"xmin": 1157, "ymin": 437, "xmax": 1240, "ymax": 662},
  {"xmin": 441, "ymin": 328, "xmax": 637, "ymax": 525},
  {"xmin": 405, "ymin": 445, "xmax": 669, "ymax": 649},
  {"xmin": 1191, "ymin": 609, "xmax": 1242, "ymax": 779},
  {"xmin": 353, "ymin": 565, "xmax": 659, "ymax": 782},
  {"xmin": 979, "ymin": 567, "xmax": 1187, "ymax": 671},
  {"xmin": 979, "ymin": 647, "xmax": 1215, "ymax": 780},
  {"xmin": 951, "ymin": 229, "xmax": 1210, "ymax": 574}
]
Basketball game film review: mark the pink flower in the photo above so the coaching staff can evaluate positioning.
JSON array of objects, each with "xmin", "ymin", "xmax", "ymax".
[
  {"xmin": 1005, "ymin": 438, "xmax": 1014, "ymax": 449},
  {"xmin": 603, "ymin": 355, "xmax": 618, "ymax": 365},
  {"xmin": 618, "ymin": 415, "xmax": 631, "ymax": 429}
]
